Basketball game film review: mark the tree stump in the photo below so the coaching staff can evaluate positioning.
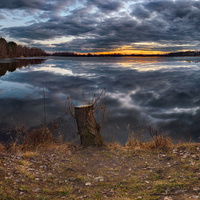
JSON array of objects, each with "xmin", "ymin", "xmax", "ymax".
[{"xmin": 74, "ymin": 104, "xmax": 103, "ymax": 147}]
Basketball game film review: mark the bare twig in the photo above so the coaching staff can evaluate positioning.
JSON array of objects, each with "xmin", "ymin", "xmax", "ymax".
[
  {"xmin": 66, "ymin": 97, "xmax": 75, "ymax": 118},
  {"xmin": 43, "ymin": 85, "xmax": 46, "ymax": 126},
  {"xmin": 0, "ymin": 115, "xmax": 5, "ymax": 130}
]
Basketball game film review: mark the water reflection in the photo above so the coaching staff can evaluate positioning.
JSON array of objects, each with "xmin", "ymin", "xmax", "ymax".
[
  {"xmin": 0, "ymin": 59, "xmax": 46, "ymax": 77},
  {"xmin": 0, "ymin": 56, "xmax": 200, "ymax": 143}
]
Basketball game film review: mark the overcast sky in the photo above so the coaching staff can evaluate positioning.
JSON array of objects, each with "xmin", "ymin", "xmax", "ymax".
[{"xmin": 1, "ymin": 0, "xmax": 200, "ymax": 54}]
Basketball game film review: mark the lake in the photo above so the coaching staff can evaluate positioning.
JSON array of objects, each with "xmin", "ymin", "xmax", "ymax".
[{"xmin": 0, "ymin": 56, "xmax": 200, "ymax": 144}]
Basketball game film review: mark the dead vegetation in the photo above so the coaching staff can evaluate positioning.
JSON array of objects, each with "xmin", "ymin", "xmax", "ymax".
[
  {"xmin": 126, "ymin": 124, "xmax": 173, "ymax": 150},
  {"xmin": 0, "ymin": 122, "xmax": 62, "ymax": 153}
]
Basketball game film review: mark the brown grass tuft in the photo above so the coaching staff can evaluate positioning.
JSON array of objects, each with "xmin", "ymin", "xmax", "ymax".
[
  {"xmin": 22, "ymin": 151, "xmax": 39, "ymax": 158},
  {"xmin": 106, "ymin": 141, "xmax": 123, "ymax": 149},
  {"xmin": 126, "ymin": 125, "xmax": 173, "ymax": 150},
  {"xmin": 0, "ymin": 122, "xmax": 62, "ymax": 153},
  {"xmin": 144, "ymin": 135, "xmax": 173, "ymax": 150}
]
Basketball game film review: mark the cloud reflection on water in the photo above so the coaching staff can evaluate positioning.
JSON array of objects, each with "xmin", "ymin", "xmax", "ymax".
[{"xmin": 0, "ymin": 56, "xmax": 200, "ymax": 143}]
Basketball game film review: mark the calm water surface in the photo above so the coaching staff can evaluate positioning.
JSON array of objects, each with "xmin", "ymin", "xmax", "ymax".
[{"xmin": 0, "ymin": 56, "xmax": 200, "ymax": 143}]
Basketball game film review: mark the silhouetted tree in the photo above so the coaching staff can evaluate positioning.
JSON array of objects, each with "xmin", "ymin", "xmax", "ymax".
[
  {"xmin": 0, "ymin": 37, "xmax": 46, "ymax": 57},
  {"xmin": 0, "ymin": 37, "xmax": 7, "ymax": 57},
  {"xmin": 7, "ymin": 41, "xmax": 17, "ymax": 57}
]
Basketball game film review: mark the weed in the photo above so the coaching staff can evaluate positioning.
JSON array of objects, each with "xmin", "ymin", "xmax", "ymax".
[
  {"xmin": 23, "ymin": 151, "xmax": 39, "ymax": 158},
  {"xmin": 126, "ymin": 125, "xmax": 173, "ymax": 150}
]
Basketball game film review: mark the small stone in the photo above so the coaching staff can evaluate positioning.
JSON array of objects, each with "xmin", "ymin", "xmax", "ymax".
[
  {"xmin": 85, "ymin": 182, "xmax": 92, "ymax": 186},
  {"xmin": 164, "ymin": 197, "xmax": 173, "ymax": 200},
  {"xmin": 87, "ymin": 174, "xmax": 92, "ymax": 177},
  {"xmin": 189, "ymin": 196, "xmax": 199, "ymax": 199},
  {"xmin": 35, "ymin": 178, "xmax": 40, "ymax": 181},
  {"xmin": 94, "ymin": 176, "xmax": 104, "ymax": 182},
  {"xmin": 182, "ymin": 153, "xmax": 189, "ymax": 159},
  {"xmin": 64, "ymin": 180, "xmax": 68, "ymax": 183},
  {"xmin": 193, "ymin": 188, "xmax": 200, "ymax": 192},
  {"xmin": 33, "ymin": 188, "xmax": 40, "ymax": 192},
  {"xmin": 28, "ymin": 168, "xmax": 35, "ymax": 171},
  {"xmin": 192, "ymin": 155, "xmax": 199, "ymax": 160}
]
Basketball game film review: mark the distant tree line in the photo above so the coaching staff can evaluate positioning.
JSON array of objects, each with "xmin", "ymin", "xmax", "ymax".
[
  {"xmin": 51, "ymin": 51, "xmax": 200, "ymax": 57},
  {"xmin": 0, "ymin": 37, "xmax": 46, "ymax": 58},
  {"xmin": 166, "ymin": 51, "xmax": 200, "ymax": 57},
  {"xmin": 51, "ymin": 52, "xmax": 126, "ymax": 57},
  {"xmin": 51, "ymin": 52, "xmax": 78, "ymax": 56}
]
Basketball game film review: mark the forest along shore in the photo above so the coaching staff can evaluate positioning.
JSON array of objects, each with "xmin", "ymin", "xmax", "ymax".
[{"xmin": 0, "ymin": 142, "xmax": 200, "ymax": 200}]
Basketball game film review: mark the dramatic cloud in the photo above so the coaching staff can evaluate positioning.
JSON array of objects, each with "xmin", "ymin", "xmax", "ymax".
[
  {"xmin": 0, "ymin": 14, "xmax": 6, "ymax": 20},
  {"xmin": 1, "ymin": 0, "xmax": 200, "ymax": 53},
  {"xmin": 0, "ymin": 0, "xmax": 74, "ymax": 12},
  {"xmin": 88, "ymin": 0, "xmax": 123, "ymax": 13}
]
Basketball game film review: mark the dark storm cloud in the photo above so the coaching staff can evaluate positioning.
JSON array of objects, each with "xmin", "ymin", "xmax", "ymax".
[
  {"xmin": 87, "ymin": 0, "xmax": 123, "ymax": 13},
  {"xmin": 0, "ymin": 0, "xmax": 73, "ymax": 12},
  {"xmin": 2, "ymin": 7, "xmax": 98, "ymax": 40},
  {"xmin": 2, "ymin": 0, "xmax": 200, "ymax": 52}
]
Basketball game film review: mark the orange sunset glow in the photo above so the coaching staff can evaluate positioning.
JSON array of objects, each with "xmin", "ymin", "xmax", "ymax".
[{"xmin": 91, "ymin": 45, "xmax": 167, "ymax": 55}]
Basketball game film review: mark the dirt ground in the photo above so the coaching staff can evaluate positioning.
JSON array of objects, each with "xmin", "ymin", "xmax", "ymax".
[{"xmin": 0, "ymin": 143, "xmax": 200, "ymax": 200}]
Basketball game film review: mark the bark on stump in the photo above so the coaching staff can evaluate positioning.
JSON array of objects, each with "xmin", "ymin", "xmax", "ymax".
[{"xmin": 74, "ymin": 104, "xmax": 103, "ymax": 147}]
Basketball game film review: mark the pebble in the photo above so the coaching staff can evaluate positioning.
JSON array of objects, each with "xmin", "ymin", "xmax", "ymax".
[
  {"xmin": 182, "ymin": 153, "xmax": 189, "ymax": 159},
  {"xmin": 192, "ymin": 155, "xmax": 199, "ymax": 160},
  {"xmin": 94, "ymin": 176, "xmax": 104, "ymax": 182},
  {"xmin": 28, "ymin": 168, "xmax": 35, "ymax": 171},
  {"xmin": 164, "ymin": 197, "xmax": 173, "ymax": 200},
  {"xmin": 189, "ymin": 196, "xmax": 199, "ymax": 199},
  {"xmin": 193, "ymin": 188, "xmax": 200, "ymax": 192},
  {"xmin": 85, "ymin": 182, "xmax": 92, "ymax": 186},
  {"xmin": 33, "ymin": 188, "xmax": 40, "ymax": 192}
]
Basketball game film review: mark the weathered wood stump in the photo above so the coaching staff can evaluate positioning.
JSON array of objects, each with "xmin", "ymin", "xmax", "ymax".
[{"xmin": 74, "ymin": 104, "xmax": 103, "ymax": 147}]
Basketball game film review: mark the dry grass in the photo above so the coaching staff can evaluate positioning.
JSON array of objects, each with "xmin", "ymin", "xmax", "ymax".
[
  {"xmin": 22, "ymin": 151, "xmax": 39, "ymax": 158},
  {"xmin": 126, "ymin": 125, "xmax": 173, "ymax": 150},
  {"xmin": 145, "ymin": 134, "xmax": 173, "ymax": 150},
  {"xmin": 0, "ymin": 122, "xmax": 62, "ymax": 153},
  {"xmin": 106, "ymin": 141, "xmax": 124, "ymax": 150}
]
